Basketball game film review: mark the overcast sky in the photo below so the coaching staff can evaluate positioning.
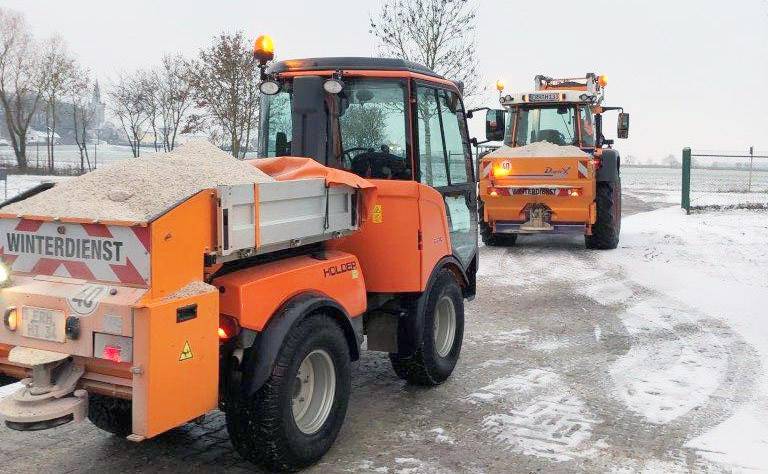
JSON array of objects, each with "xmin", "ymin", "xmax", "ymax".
[{"xmin": 5, "ymin": 0, "xmax": 768, "ymax": 162}]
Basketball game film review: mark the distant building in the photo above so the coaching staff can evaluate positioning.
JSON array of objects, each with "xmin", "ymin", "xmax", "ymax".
[{"xmin": 0, "ymin": 81, "xmax": 105, "ymax": 144}]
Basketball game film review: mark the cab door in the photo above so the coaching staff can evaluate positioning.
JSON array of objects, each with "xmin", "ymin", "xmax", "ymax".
[{"xmin": 414, "ymin": 83, "xmax": 477, "ymax": 269}]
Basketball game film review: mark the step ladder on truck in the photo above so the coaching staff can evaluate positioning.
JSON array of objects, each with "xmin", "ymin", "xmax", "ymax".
[
  {"xmin": 0, "ymin": 36, "xmax": 478, "ymax": 472},
  {"xmin": 471, "ymin": 73, "xmax": 630, "ymax": 249}
]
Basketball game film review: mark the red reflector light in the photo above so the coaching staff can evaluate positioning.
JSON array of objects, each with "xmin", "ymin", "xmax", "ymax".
[
  {"xmin": 103, "ymin": 345, "xmax": 122, "ymax": 363},
  {"xmin": 219, "ymin": 315, "xmax": 240, "ymax": 341}
]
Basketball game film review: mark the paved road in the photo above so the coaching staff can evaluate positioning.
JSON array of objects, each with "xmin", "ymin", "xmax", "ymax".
[{"xmin": 0, "ymin": 196, "xmax": 759, "ymax": 473}]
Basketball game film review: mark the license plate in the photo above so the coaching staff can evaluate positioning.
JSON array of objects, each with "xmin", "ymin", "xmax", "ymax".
[
  {"xmin": 528, "ymin": 93, "xmax": 560, "ymax": 102},
  {"xmin": 21, "ymin": 307, "xmax": 66, "ymax": 343},
  {"xmin": 514, "ymin": 188, "xmax": 558, "ymax": 195}
]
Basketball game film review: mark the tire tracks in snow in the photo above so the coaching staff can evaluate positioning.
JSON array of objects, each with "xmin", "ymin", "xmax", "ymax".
[{"xmin": 468, "ymin": 237, "xmax": 761, "ymax": 471}]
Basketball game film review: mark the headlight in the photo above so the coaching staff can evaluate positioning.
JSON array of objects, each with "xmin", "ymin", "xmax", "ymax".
[
  {"xmin": 259, "ymin": 80, "xmax": 280, "ymax": 95},
  {"xmin": 323, "ymin": 78, "xmax": 343, "ymax": 94},
  {"xmin": 3, "ymin": 307, "xmax": 17, "ymax": 331}
]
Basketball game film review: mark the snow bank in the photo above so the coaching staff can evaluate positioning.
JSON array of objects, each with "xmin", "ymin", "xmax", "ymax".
[
  {"xmin": 3, "ymin": 141, "xmax": 273, "ymax": 223},
  {"xmin": 486, "ymin": 141, "xmax": 591, "ymax": 158}
]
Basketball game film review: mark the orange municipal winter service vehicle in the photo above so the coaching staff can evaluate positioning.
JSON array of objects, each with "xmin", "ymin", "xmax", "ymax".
[
  {"xmin": 0, "ymin": 39, "xmax": 478, "ymax": 472},
  {"xmin": 472, "ymin": 73, "xmax": 629, "ymax": 249}
]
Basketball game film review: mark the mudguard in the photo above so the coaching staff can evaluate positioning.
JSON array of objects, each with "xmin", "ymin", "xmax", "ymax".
[
  {"xmin": 396, "ymin": 256, "xmax": 466, "ymax": 355},
  {"xmin": 597, "ymin": 149, "xmax": 621, "ymax": 182},
  {"xmin": 238, "ymin": 292, "xmax": 362, "ymax": 396}
]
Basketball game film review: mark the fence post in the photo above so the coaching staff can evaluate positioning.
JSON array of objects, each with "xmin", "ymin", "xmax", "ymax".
[
  {"xmin": 682, "ymin": 147, "xmax": 691, "ymax": 214},
  {"xmin": 748, "ymin": 146, "xmax": 754, "ymax": 192}
]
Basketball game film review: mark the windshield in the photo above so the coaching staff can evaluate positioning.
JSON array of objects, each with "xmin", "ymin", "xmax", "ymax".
[
  {"xmin": 333, "ymin": 78, "xmax": 410, "ymax": 179},
  {"xmin": 258, "ymin": 89, "xmax": 292, "ymax": 157},
  {"xmin": 505, "ymin": 105, "xmax": 578, "ymax": 147}
]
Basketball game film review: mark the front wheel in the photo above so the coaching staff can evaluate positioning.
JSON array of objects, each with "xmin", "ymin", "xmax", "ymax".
[
  {"xmin": 390, "ymin": 268, "xmax": 465, "ymax": 386},
  {"xmin": 225, "ymin": 313, "xmax": 351, "ymax": 472},
  {"xmin": 586, "ymin": 179, "xmax": 622, "ymax": 250}
]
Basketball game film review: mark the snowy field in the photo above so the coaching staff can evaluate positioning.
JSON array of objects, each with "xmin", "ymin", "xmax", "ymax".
[
  {"xmin": 0, "ymin": 144, "xmax": 152, "ymax": 170},
  {"xmin": 623, "ymin": 166, "xmax": 768, "ymax": 207}
]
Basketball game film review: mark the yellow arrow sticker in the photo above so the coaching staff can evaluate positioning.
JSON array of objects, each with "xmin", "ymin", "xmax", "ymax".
[{"xmin": 179, "ymin": 341, "xmax": 193, "ymax": 361}]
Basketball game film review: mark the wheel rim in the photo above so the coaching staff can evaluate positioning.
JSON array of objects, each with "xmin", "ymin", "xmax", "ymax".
[
  {"xmin": 292, "ymin": 349, "xmax": 336, "ymax": 435},
  {"xmin": 434, "ymin": 296, "xmax": 457, "ymax": 358}
]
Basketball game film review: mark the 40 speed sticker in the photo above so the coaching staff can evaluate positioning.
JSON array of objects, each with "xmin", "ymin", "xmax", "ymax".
[{"xmin": 68, "ymin": 283, "xmax": 110, "ymax": 315}]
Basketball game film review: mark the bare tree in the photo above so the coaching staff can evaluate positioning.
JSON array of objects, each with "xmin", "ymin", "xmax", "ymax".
[
  {"xmin": 370, "ymin": 1, "xmax": 481, "ymax": 182},
  {"xmin": 69, "ymin": 67, "xmax": 94, "ymax": 172},
  {"xmin": 108, "ymin": 72, "xmax": 149, "ymax": 157},
  {"xmin": 369, "ymin": 0, "xmax": 482, "ymax": 97},
  {"xmin": 137, "ymin": 70, "xmax": 161, "ymax": 152},
  {"xmin": 156, "ymin": 54, "xmax": 196, "ymax": 151},
  {"xmin": 40, "ymin": 34, "xmax": 75, "ymax": 171},
  {"xmin": 190, "ymin": 32, "xmax": 260, "ymax": 158},
  {"xmin": 0, "ymin": 8, "xmax": 48, "ymax": 169}
]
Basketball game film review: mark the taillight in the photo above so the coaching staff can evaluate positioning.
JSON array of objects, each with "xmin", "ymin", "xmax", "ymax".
[
  {"xmin": 492, "ymin": 164, "xmax": 511, "ymax": 178},
  {"xmin": 95, "ymin": 334, "xmax": 133, "ymax": 363},
  {"xmin": 219, "ymin": 315, "xmax": 240, "ymax": 341},
  {"xmin": 591, "ymin": 158, "xmax": 601, "ymax": 169},
  {"xmin": 103, "ymin": 345, "xmax": 122, "ymax": 363}
]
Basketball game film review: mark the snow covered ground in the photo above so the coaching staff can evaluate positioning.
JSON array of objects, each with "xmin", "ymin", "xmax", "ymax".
[{"xmin": 607, "ymin": 206, "xmax": 768, "ymax": 470}]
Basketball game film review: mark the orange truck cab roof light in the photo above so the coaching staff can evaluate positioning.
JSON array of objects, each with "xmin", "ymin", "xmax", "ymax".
[{"xmin": 253, "ymin": 34, "xmax": 275, "ymax": 63}]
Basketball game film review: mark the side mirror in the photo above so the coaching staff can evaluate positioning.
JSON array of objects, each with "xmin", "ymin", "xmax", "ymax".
[
  {"xmin": 617, "ymin": 112, "xmax": 630, "ymax": 139},
  {"xmin": 485, "ymin": 109, "xmax": 505, "ymax": 142}
]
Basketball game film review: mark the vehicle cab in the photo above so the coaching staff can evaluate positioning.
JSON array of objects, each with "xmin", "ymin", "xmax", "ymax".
[{"xmin": 257, "ymin": 57, "xmax": 478, "ymax": 289}]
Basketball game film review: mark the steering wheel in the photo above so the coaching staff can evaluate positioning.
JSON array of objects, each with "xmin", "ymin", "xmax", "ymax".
[{"xmin": 341, "ymin": 147, "xmax": 373, "ymax": 169}]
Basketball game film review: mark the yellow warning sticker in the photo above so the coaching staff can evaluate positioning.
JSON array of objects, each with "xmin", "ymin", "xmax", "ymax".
[
  {"xmin": 179, "ymin": 341, "xmax": 193, "ymax": 361},
  {"xmin": 351, "ymin": 269, "xmax": 359, "ymax": 279},
  {"xmin": 372, "ymin": 204, "xmax": 383, "ymax": 224}
]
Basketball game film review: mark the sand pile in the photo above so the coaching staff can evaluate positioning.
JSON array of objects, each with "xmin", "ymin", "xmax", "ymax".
[
  {"xmin": 4, "ymin": 140, "xmax": 274, "ymax": 222},
  {"xmin": 487, "ymin": 141, "xmax": 591, "ymax": 158}
]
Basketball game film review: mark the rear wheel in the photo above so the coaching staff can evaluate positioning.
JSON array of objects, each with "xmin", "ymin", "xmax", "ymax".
[
  {"xmin": 586, "ymin": 179, "xmax": 621, "ymax": 250},
  {"xmin": 88, "ymin": 394, "xmax": 132, "ymax": 437},
  {"xmin": 390, "ymin": 268, "xmax": 464, "ymax": 386},
  {"xmin": 225, "ymin": 313, "xmax": 351, "ymax": 472}
]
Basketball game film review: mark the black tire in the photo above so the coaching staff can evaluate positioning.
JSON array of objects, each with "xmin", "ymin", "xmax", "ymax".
[
  {"xmin": 479, "ymin": 203, "xmax": 517, "ymax": 247},
  {"xmin": 225, "ymin": 313, "xmax": 351, "ymax": 472},
  {"xmin": 88, "ymin": 394, "xmax": 133, "ymax": 437},
  {"xmin": 389, "ymin": 268, "xmax": 464, "ymax": 386},
  {"xmin": 586, "ymin": 179, "xmax": 621, "ymax": 250}
]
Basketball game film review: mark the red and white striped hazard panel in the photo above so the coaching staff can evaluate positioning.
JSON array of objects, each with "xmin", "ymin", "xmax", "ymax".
[
  {"xmin": 577, "ymin": 160, "xmax": 589, "ymax": 179},
  {"xmin": 0, "ymin": 218, "xmax": 150, "ymax": 286}
]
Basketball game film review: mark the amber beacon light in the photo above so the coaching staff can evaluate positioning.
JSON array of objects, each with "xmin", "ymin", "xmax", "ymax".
[{"xmin": 254, "ymin": 35, "xmax": 275, "ymax": 64}]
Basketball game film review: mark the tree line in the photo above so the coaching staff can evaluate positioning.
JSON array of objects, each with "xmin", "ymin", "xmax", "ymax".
[{"xmin": 0, "ymin": 8, "xmax": 260, "ymax": 169}]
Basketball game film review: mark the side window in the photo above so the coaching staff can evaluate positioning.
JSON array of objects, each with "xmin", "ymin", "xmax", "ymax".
[
  {"xmin": 438, "ymin": 90, "xmax": 470, "ymax": 184},
  {"xmin": 579, "ymin": 106, "xmax": 595, "ymax": 147},
  {"xmin": 416, "ymin": 86, "xmax": 448, "ymax": 187}
]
